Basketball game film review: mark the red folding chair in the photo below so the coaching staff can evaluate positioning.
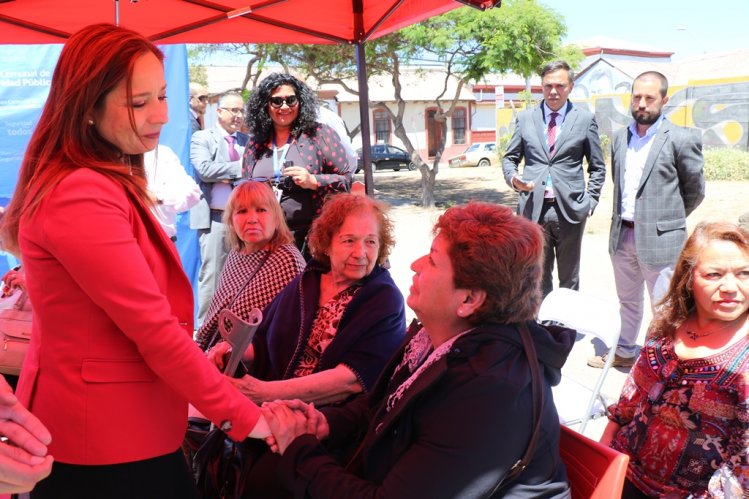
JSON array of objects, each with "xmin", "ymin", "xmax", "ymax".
[{"xmin": 559, "ymin": 425, "xmax": 629, "ymax": 499}]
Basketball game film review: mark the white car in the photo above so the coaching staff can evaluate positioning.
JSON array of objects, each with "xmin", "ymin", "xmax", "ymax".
[{"xmin": 449, "ymin": 142, "xmax": 499, "ymax": 168}]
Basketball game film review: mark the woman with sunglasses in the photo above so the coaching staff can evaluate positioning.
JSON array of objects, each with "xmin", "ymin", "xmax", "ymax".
[
  {"xmin": 243, "ymin": 73, "xmax": 353, "ymax": 253},
  {"xmin": 601, "ymin": 221, "xmax": 749, "ymax": 498}
]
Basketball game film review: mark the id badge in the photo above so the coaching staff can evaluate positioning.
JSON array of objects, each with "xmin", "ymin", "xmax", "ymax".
[{"xmin": 273, "ymin": 186, "xmax": 282, "ymax": 202}]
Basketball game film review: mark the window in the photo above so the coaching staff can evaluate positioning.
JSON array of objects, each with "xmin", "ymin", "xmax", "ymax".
[
  {"xmin": 452, "ymin": 108, "xmax": 467, "ymax": 145},
  {"xmin": 374, "ymin": 108, "xmax": 390, "ymax": 143}
]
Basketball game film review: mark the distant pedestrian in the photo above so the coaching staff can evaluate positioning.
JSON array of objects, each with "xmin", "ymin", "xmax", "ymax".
[
  {"xmin": 502, "ymin": 60, "xmax": 606, "ymax": 298},
  {"xmin": 189, "ymin": 82, "xmax": 208, "ymax": 135},
  {"xmin": 588, "ymin": 71, "xmax": 705, "ymax": 369}
]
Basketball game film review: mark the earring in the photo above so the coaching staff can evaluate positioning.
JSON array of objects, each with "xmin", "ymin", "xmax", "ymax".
[{"xmin": 88, "ymin": 119, "xmax": 94, "ymax": 125}]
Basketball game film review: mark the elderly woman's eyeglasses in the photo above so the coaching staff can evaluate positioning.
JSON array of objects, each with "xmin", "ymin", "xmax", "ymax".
[{"xmin": 269, "ymin": 96, "xmax": 299, "ymax": 109}]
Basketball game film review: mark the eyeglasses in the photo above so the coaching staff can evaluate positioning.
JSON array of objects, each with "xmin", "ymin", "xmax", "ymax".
[
  {"xmin": 221, "ymin": 107, "xmax": 245, "ymax": 115},
  {"xmin": 268, "ymin": 95, "xmax": 299, "ymax": 109},
  {"xmin": 194, "ymin": 95, "xmax": 208, "ymax": 102}
]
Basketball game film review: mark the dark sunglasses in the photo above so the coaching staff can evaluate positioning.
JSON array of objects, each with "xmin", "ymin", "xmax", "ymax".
[
  {"xmin": 268, "ymin": 95, "xmax": 299, "ymax": 108},
  {"xmin": 195, "ymin": 95, "xmax": 208, "ymax": 102}
]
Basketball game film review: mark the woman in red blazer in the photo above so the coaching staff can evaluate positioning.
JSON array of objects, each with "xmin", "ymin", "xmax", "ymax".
[{"xmin": 1, "ymin": 24, "xmax": 269, "ymax": 498}]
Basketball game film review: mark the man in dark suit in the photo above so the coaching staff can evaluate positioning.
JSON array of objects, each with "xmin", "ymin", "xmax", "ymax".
[
  {"xmin": 189, "ymin": 91, "xmax": 247, "ymax": 326},
  {"xmin": 588, "ymin": 71, "xmax": 705, "ymax": 368},
  {"xmin": 189, "ymin": 82, "xmax": 207, "ymax": 135},
  {"xmin": 503, "ymin": 60, "xmax": 606, "ymax": 297}
]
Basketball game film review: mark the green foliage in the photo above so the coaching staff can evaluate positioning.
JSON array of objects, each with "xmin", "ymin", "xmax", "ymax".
[
  {"xmin": 189, "ymin": 66, "xmax": 207, "ymax": 86},
  {"xmin": 477, "ymin": 0, "xmax": 572, "ymax": 79},
  {"xmin": 703, "ymin": 147, "xmax": 749, "ymax": 180},
  {"xmin": 498, "ymin": 133, "xmax": 513, "ymax": 156},
  {"xmin": 599, "ymin": 134, "xmax": 611, "ymax": 161}
]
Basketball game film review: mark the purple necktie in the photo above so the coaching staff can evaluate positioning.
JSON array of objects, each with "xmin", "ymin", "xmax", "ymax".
[
  {"xmin": 226, "ymin": 135, "xmax": 239, "ymax": 161},
  {"xmin": 547, "ymin": 112, "xmax": 559, "ymax": 156}
]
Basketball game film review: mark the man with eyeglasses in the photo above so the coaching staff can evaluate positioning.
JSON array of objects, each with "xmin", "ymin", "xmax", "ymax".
[
  {"xmin": 190, "ymin": 91, "xmax": 248, "ymax": 326},
  {"xmin": 189, "ymin": 82, "xmax": 208, "ymax": 135}
]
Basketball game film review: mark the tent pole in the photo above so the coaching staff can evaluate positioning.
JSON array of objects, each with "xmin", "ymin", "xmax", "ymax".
[
  {"xmin": 115, "ymin": 0, "xmax": 120, "ymax": 26},
  {"xmin": 355, "ymin": 41, "xmax": 373, "ymax": 197}
]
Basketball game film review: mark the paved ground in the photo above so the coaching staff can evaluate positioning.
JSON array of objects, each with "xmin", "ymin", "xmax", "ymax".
[{"xmin": 357, "ymin": 164, "xmax": 747, "ymax": 439}]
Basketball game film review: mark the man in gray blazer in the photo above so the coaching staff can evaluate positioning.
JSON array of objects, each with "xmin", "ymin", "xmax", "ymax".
[
  {"xmin": 190, "ymin": 91, "xmax": 247, "ymax": 326},
  {"xmin": 503, "ymin": 60, "xmax": 606, "ymax": 297},
  {"xmin": 189, "ymin": 82, "xmax": 207, "ymax": 135},
  {"xmin": 588, "ymin": 71, "xmax": 705, "ymax": 368}
]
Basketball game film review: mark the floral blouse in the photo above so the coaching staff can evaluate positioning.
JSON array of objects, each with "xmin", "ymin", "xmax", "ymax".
[
  {"xmin": 293, "ymin": 286, "xmax": 361, "ymax": 378},
  {"xmin": 608, "ymin": 335, "xmax": 749, "ymax": 497}
]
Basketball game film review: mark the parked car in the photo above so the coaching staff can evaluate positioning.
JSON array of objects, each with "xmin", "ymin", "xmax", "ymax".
[
  {"xmin": 448, "ymin": 142, "xmax": 499, "ymax": 168},
  {"xmin": 356, "ymin": 144, "xmax": 416, "ymax": 172}
]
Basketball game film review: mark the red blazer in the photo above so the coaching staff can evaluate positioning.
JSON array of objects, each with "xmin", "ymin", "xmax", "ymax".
[{"xmin": 16, "ymin": 168, "xmax": 260, "ymax": 465}]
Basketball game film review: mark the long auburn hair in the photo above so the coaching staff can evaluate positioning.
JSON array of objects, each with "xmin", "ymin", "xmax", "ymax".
[
  {"xmin": 650, "ymin": 221, "xmax": 749, "ymax": 338},
  {"xmin": 0, "ymin": 23, "xmax": 163, "ymax": 255}
]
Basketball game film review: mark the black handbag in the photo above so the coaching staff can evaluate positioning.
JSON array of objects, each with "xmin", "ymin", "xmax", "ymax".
[{"xmin": 182, "ymin": 307, "xmax": 264, "ymax": 499}]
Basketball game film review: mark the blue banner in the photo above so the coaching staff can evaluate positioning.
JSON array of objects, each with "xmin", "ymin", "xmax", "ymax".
[{"xmin": 0, "ymin": 44, "xmax": 200, "ymax": 317}]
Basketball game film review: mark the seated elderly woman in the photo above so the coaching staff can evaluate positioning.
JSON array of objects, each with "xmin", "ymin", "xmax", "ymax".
[
  {"xmin": 210, "ymin": 192, "xmax": 406, "ymax": 497},
  {"xmin": 601, "ymin": 221, "xmax": 749, "ymax": 498},
  {"xmin": 194, "ymin": 180, "xmax": 306, "ymax": 351},
  {"xmin": 263, "ymin": 202, "xmax": 574, "ymax": 498}
]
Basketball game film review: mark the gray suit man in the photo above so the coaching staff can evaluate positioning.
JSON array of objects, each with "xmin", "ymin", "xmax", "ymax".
[
  {"xmin": 503, "ymin": 61, "xmax": 606, "ymax": 297},
  {"xmin": 588, "ymin": 71, "xmax": 705, "ymax": 368},
  {"xmin": 189, "ymin": 82, "xmax": 207, "ymax": 135},
  {"xmin": 190, "ymin": 91, "xmax": 247, "ymax": 326}
]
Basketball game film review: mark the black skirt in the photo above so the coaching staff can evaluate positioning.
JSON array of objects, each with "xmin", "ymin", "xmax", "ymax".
[{"xmin": 31, "ymin": 448, "xmax": 198, "ymax": 499}]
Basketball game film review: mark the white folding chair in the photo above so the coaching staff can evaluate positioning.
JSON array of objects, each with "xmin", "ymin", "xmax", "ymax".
[{"xmin": 538, "ymin": 288, "xmax": 621, "ymax": 434}]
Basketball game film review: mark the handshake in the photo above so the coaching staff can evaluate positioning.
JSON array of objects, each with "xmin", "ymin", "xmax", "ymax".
[{"xmin": 260, "ymin": 399, "xmax": 329, "ymax": 456}]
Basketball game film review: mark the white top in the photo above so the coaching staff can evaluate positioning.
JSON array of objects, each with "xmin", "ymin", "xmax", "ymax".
[
  {"xmin": 621, "ymin": 116, "xmax": 665, "ymax": 221},
  {"xmin": 144, "ymin": 145, "xmax": 201, "ymax": 237},
  {"xmin": 318, "ymin": 105, "xmax": 358, "ymax": 170}
]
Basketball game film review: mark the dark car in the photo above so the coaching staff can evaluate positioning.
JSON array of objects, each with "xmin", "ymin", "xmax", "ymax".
[{"xmin": 356, "ymin": 144, "xmax": 416, "ymax": 172}]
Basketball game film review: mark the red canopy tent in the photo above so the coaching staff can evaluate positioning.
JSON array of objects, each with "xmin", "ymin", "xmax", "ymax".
[{"xmin": 0, "ymin": 0, "xmax": 501, "ymax": 191}]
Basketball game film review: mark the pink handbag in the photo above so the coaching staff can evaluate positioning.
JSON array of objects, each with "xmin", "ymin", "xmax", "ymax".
[{"xmin": 0, "ymin": 290, "xmax": 32, "ymax": 375}]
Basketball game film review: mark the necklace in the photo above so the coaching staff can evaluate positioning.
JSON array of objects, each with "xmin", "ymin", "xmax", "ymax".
[{"xmin": 685, "ymin": 317, "xmax": 746, "ymax": 341}]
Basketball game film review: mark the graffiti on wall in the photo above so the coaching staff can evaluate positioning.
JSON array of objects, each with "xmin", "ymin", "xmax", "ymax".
[{"xmin": 498, "ymin": 77, "xmax": 749, "ymax": 150}]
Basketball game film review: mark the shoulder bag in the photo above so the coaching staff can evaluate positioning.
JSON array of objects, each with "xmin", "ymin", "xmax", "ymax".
[{"xmin": 0, "ymin": 289, "xmax": 32, "ymax": 375}]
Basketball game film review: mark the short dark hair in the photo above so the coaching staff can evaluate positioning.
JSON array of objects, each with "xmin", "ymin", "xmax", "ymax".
[
  {"xmin": 633, "ymin": 71, "xmax": 669, "ymax": 98},
  {"xmin": 435, "ymin": 202, "xmax": 544, "ymax": 324},
  {"xmin": 540, "ymin": 60, "xmax": 573, "ymax": 82}
]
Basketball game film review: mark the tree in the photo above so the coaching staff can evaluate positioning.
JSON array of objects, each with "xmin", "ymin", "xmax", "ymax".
[{"xmin": 189, "ymin": 1, "xmax": 580, "ymax": 207}]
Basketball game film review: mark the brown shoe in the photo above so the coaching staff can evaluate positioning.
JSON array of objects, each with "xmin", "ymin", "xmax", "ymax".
[{"xmin": 587, "ymin": 353, "xmax": 635, "ymax": 369}]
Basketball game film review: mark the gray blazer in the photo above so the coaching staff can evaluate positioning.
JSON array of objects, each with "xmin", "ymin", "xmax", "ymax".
[
  {"xmin": 502, "ymin": 102, "xmax": 606, "ymax": 224},
  {"xmin": 608, "ymin": 119, "xmax": 705, "ymax": 266},
  {"xmin": 189, "ymin": 126, "xmax": 248, "ymax": 230}
]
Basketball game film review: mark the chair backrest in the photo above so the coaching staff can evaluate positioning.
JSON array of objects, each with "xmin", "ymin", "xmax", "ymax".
[
  {"xmin": 559, "ymin": 425, "xmax": 629, "ymax": 499},
  {"xmin": 538, "ymin": 288, "xmax": 620, "ymax": 345},
  {"xmin": 539, "ymin": 288, "xmax": 622, "ymax": 433}
]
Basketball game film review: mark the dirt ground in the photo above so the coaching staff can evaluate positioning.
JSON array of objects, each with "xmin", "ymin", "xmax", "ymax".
[{"xmin": 359, "ymin": 164, "xmax": 747, "ymax": 235}]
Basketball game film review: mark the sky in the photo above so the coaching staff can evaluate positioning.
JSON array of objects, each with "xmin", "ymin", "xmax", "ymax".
[{"xmin": 540, "ymin": 0, "xmax": 749, "ymax": 61}]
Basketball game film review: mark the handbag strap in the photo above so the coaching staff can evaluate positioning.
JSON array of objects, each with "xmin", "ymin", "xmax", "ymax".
[
  {"xmin": 487, "ymin": 321, "xmax": 545, "ymax": 496},
  {"xmin": 206, "ymin": 250, "xmax": 271, "ymax": 350}
]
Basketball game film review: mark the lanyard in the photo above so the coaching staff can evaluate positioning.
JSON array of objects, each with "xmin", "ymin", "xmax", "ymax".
[{"xmin": 272, "ymin": 135, "xmax": 292, "ymax": 183}]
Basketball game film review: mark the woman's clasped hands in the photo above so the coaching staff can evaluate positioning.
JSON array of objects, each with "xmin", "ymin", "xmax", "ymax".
[{"xmin": 261, "ymin": 399, "xmax": 329, "ymax": 455}]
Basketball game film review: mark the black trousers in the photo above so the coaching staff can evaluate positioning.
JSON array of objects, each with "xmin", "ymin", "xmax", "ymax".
[
  {"xmin": 538, "ymin": 200, "xmax": 586, "ymax": 298},
  {"xmin": 31, "ymin": 448, "xmax": 198, "ymax": 499}
]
